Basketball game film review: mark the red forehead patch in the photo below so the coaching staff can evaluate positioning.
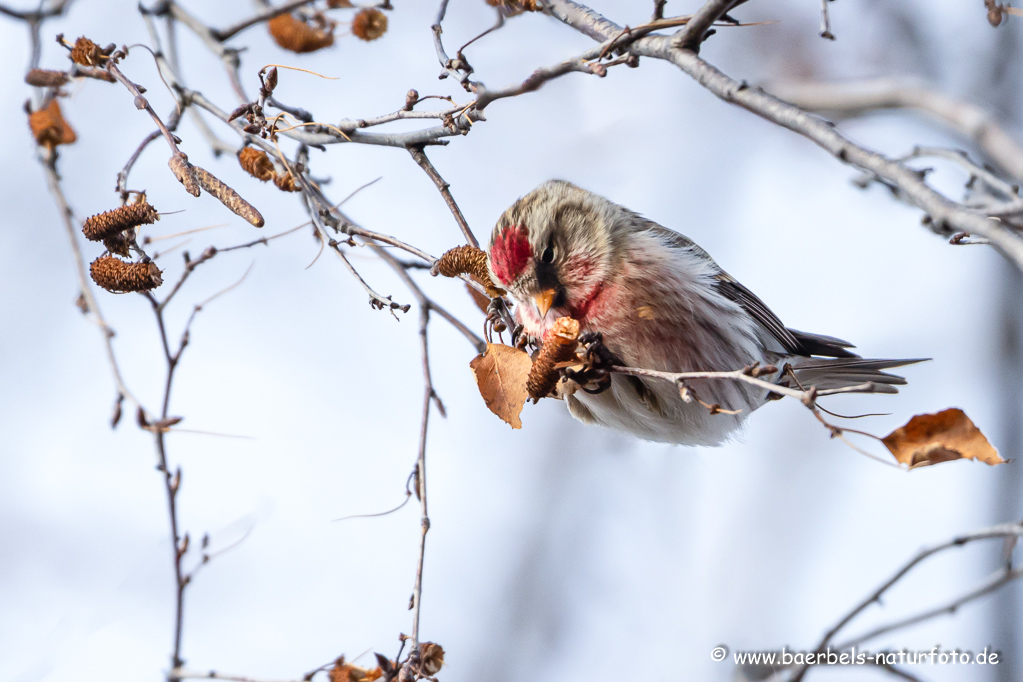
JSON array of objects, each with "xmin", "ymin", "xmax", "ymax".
[{"xmin": 490, "ymin": 225, "xmax": 531, "ymax": 285}]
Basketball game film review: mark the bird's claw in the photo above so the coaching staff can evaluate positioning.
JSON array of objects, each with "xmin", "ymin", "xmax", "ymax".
[
  {"xmin": 484, "ymin": 297, "xmax": 510, "ymax": 342},
  {"xmin": 565, "ymin": 331, "xmax": 616, "ymax": 394}
]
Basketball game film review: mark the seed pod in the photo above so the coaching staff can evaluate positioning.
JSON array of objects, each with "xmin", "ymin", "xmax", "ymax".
[
  {"xmin": 28, "ymin": 99, "xmax": 76, "ymax": 148},
  {"xmin": 273, "ymin": 171, "xmax": 301, "ymax": 192},
  {"xmin": 526, "ymin": 316, "xmax": 580, "ymax": 401},
  {"xmin": 238, "ymin": 147, "xmax": 275, "ymax": 182},
  {"xmin": 169, "ymin": 153, "xmax": 200, "ymax": 197},
  {"xmin": 82, "ymin": 199, "xmax": 159, "ymax": 242},
  {"xmin": 268, "ymin": 14, "xmax": 335, "ymax": 53},
  {"xmin": 25, "ymin": 69, "xmax": 70, "ymax": 87},
  {"xmin": 351, "ymin": 8, "xmax": 388, "ymax": 41},
  {"xmin": 90, "ymin": 255, "xmax": 163, "ymax": 293},
  {"xmin": 192, "ymin": 166, "xmax": 265, "ymax": 227},
  {"xmin": 70, "ymin": 36, "xmax": 106, "ymax": 66},
  {"xmin": 431, "ymin": 245, "xmax": 505, "ymax": 297},
  {"xmin": 419, "ymin": 643, "xmax": 445, "ymax": 676}
]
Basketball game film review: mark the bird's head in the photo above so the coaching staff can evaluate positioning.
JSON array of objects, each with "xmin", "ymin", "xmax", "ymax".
[{"xmin": 488, "ymin": 180, "xmax": 622, "ymax": 323}]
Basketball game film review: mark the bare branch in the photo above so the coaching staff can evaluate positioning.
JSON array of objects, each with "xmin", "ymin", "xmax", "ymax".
[
  {"xmin": 766, "ymin": 78, "xmax": 1023, "ymax": 180},
  {"xmin": 789, "ymin": 521, "xmax": 1023, "ymax": 681},
  {"xmin": 545, "ymin": 0, "xmax": 1023, "ymax": 268}
]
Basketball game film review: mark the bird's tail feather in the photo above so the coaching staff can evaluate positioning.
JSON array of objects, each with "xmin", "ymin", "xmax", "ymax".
[{"xmin": 783, "ymin": 357, "xmax": 928, "ymax": 394}]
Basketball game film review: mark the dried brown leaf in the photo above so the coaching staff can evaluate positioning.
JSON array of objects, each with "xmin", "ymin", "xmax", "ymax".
[
  {"xmin": 328, "ymin": 657, "xmax": 382, "ymax": 682},
  {"xmin": 882, "ymin": 408, "xmax": 1004, "ymax": 468},
  {"xmin": 470, "ymin": 343, "xmax": 532, "ymax": 429}
]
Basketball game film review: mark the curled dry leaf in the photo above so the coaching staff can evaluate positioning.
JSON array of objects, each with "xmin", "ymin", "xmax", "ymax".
[
  {"xmin": 470, "ymin": 343, "xmax": 532, "ymax": 429},
  {"xmin": 882, "ymin": 408, "xmax": 1004, "ymax": 468}
]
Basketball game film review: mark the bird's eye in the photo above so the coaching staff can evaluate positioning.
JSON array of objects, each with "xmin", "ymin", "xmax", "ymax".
[{"xmin": 541, "ymin": 245, "xmax": 555, "ymax": 264}]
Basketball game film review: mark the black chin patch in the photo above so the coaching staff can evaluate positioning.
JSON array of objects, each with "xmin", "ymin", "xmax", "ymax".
[
  {"xmin": 535, "ymin": 260, "xmax": 567, "ymax": 308},
  {"xmin": 535, "ymin": 260, "xmax": 559, "ymax": 290}
]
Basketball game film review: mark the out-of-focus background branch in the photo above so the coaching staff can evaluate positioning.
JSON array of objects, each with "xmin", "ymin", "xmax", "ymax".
[{"xmin": 2, "ymin": 1, "xmax": 1022, "ymax": 681}]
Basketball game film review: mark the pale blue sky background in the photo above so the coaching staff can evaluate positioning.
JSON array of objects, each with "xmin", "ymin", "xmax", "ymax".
[{"xmin": 1, "ymin": 1, "xmax": 1021, "ymax": 681}]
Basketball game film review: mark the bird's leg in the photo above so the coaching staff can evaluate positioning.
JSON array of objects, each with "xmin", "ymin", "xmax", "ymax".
[
  {"xmin": 485, "ymin": 297, "xmax": 511, "ymax": 343},
  {"xmin": 511, "ymin": 323, "xmax": 527, "ymax": 349}
]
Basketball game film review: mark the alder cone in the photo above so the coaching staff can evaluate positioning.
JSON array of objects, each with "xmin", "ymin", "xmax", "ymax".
[
  {"xmin": 28, "ymin": 99, "xmax": 76, "ymax": 147},
  {"xmin": 432, "ymin": 245, "xmax": 505, "ymax": 297},
  {"xmin": 273, "ymin": 172, "xmax": 301, "ymax": 192},
  {"xmin": 351, "ymin": 8, "xmax": 388, "ymax": 41},
  {"xmin": 25, "ymin": 69, "xmax": 69, "ymax": 87},
  {"xmin": 526, "ymin": 316, "xmax": 580, "ymax": 400},
  {"xmin": 90, "ymin": 255, "xmax": 163, "ymax": 293},
  {"xmin": 238, "ymin": 147, "xmax": 275, "ymax": 182},
  {"xmin": 70, "ymin": 36, "xmax": 105, "ymax": 66},
  {"xmin": 82, "ymin": 200, "xmax": 159, "ymax": 242},
  {"xmin": 268, "ymin": 14, "xmax": 335, "ymax": 53}
]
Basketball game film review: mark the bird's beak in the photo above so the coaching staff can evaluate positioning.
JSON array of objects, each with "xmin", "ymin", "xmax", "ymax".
[{"xmin": 533, "ymin": 289, "xmax": 556, "ymax": 318}]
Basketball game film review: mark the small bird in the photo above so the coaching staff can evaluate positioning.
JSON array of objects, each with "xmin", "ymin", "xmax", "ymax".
[{"xmin": 487, "ymin": 180, "xmax": 922, "ymax": 446}]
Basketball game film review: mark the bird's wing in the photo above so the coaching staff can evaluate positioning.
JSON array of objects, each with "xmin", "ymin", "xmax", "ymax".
[
  {"xmin": 713, "ymin": 273, "xmax": 805, "ymax": 355},
  {"xmin": 643, "ymin": 223, "xmax": 858, "ymax": 358}
]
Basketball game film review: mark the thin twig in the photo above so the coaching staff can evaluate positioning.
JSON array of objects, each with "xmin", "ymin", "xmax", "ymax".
[{"xmin": 408, "ymin": 146, "xmax": 479, "ymax": 248}]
